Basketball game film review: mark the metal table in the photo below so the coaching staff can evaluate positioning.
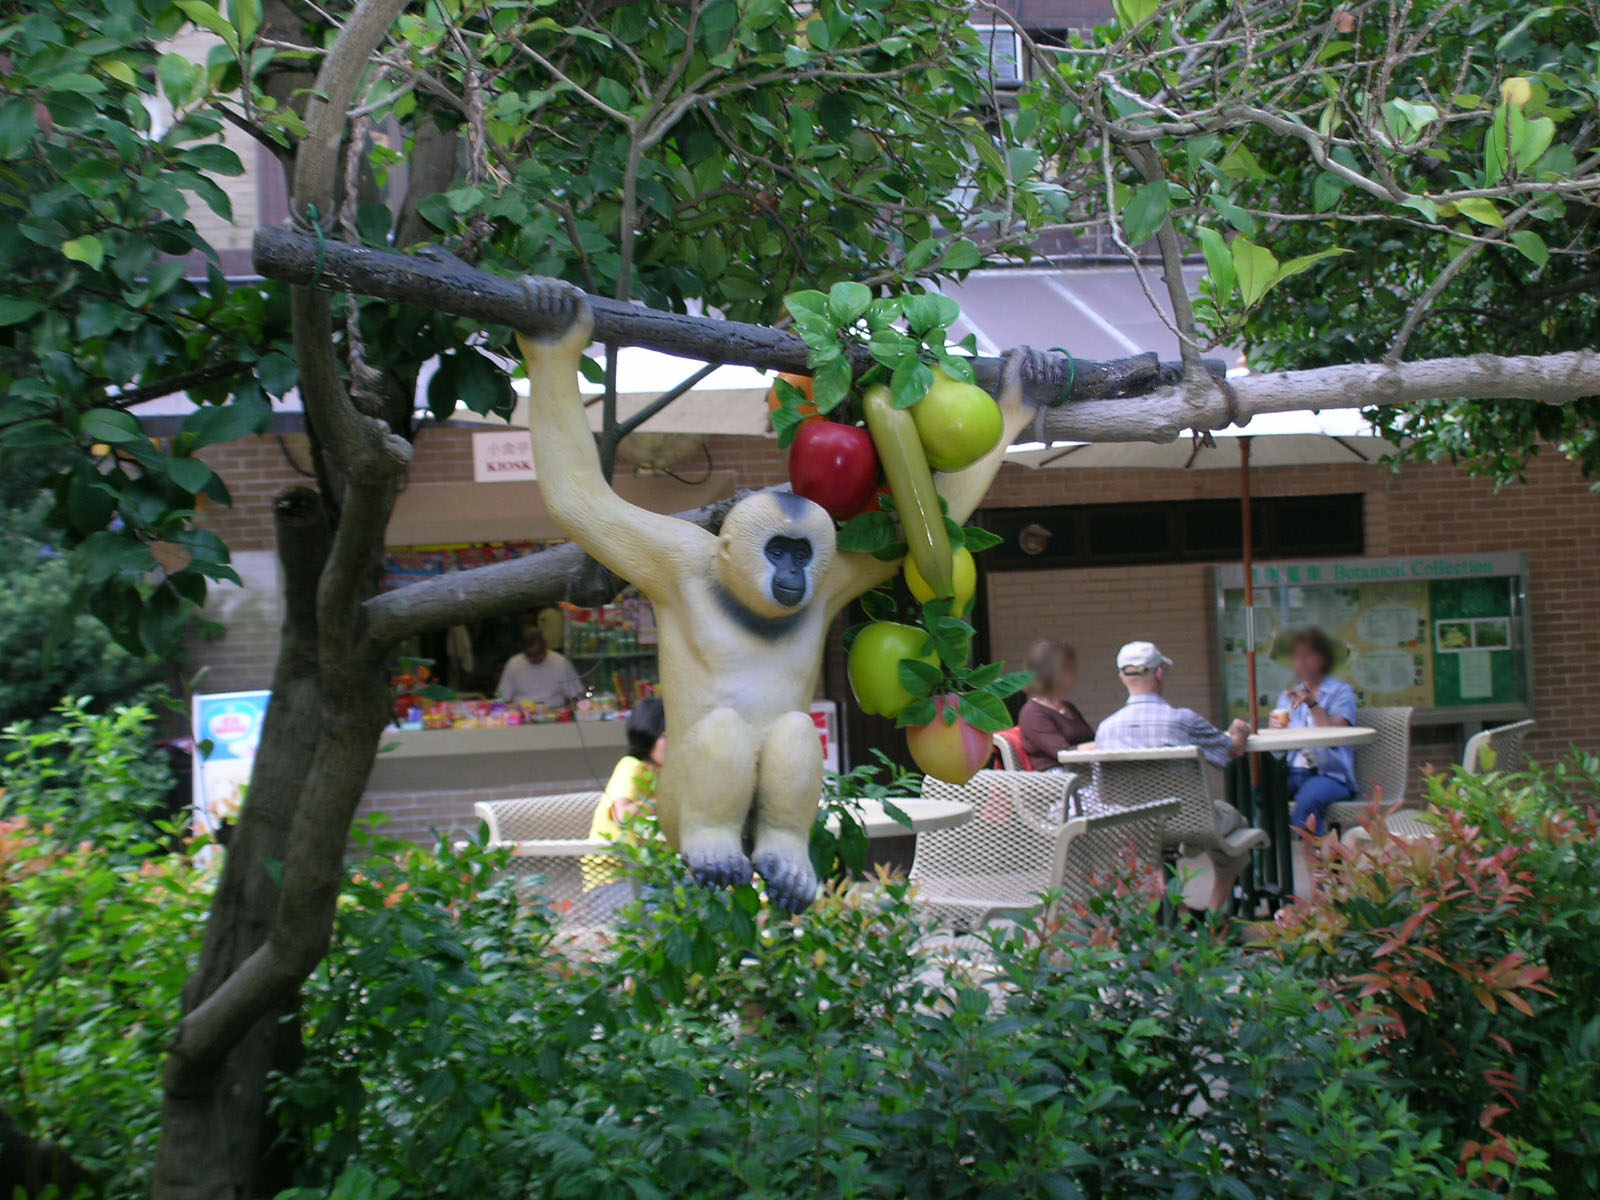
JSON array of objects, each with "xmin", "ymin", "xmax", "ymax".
[
  {"xmin": 1227, "ymin": 725, "xmax": 1377, "ymax": 911},
  {"xmin": 824, "ymin": 796, "xmax": 974, "ymax": 838}
]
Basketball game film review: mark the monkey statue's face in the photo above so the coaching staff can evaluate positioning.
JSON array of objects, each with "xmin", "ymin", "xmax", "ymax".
[{"xmin": 715, "ymin": 492, "xmax": 837, "ymax": 620}]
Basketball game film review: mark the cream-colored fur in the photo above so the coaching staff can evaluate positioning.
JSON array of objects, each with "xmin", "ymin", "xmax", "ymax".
[{"xmin": 517, "ymin": 283, "xmax": 1029, "ymax": 910}]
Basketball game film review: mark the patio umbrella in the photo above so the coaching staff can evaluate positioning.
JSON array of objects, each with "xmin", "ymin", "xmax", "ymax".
[{"xmin": 1005, "ymin": 408, "xmax": 1399, "ymax": 730}]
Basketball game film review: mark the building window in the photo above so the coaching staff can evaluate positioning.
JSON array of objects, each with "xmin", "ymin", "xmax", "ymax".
[
  {"xmin": 982, "ymin": 494, "xmax": 1365, "ymax": 569},
  {"xmin": 969, "ymin": 24, "xmax": 1024, "ymax": 88}
]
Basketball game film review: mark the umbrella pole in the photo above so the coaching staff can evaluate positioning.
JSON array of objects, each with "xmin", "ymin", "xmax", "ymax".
[{"xmin": 1241, "ymin": 436, "xmax": 1259, "ymax": 732}]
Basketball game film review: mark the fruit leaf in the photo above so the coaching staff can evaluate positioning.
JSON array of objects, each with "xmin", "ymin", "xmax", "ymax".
[
  {"xmin": 896, "ymin": 696, "xmax": 937, "ymax": 729},
  {"xmin": 871, "ymin": 540, "xmax": 909, "ymax": 563},
  {"xmin": 963, "ymin": 661, "xmax": 1003, "ymax": 689},
  {"xmin": 859, "ymin": 589, "xmax": 898, "ymax": 621},
  {"xmin": 990, "ymin": 670, "xmax": 1033, "ymax": 700},
  {"xmin": 944, "ymin": 515, "xmax": 965, "ymax": 548},
  {"xmin": 836, "ymin": 510, "xmax": 898, "ymax": 554},
  {"xmin": 897, "ymin": 658, "xmax": 942, "ymax": 698},
  {"xmin": 959, "ymin": 690, "xmax": 1013, "ymax": 733},
  {"xmin": 811, "ymin": 355, "xmax": 853, "ymax": 413},
  {"xmin": 771, "ymin": 404, "xmax": 805, "ymax": 449},
  {"xmin": 841, "ymin": 620, "xmax": 869, "ymax": 651},
  {"xmin": 826, "ymin": 281, "xmax": 871, "ymax": 327},
  {"xmin": 783, "ymin": 289, "xmax": 827, "ymax": 324},
  {"xmin": 932, "ymin": 620, "xmax": 972, "ymax": 669},
  {"xmin": 890, "ymin": 358, "xmax": 933, "ymax": 410},
  {"xmin": 963, "ymin": 526, "xmax": 1002, "ymax": 553}
]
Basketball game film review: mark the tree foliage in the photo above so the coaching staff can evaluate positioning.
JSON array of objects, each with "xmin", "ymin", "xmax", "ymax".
[{"xmin": 999, "ymin": 0, "xmax": 1600, "ymax": 479}]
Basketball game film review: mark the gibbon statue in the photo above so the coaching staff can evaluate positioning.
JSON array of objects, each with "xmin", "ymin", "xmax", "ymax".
[{"xmin": 517, "ymin": 281, "xmax": 1030, "ymax": 911}]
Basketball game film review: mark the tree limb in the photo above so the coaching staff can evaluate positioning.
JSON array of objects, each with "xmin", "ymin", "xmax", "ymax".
[{"xmin": 252, "ymin": 227, "xmax": 1202, "ymax": 404}]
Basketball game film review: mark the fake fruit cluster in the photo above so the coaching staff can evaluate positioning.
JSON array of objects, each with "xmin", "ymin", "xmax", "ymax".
[{"xmin": 777, "ymin": 283, "xmax": 1020, "ymax": 785}]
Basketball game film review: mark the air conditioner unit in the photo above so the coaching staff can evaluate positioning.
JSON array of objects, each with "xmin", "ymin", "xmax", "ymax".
[{"xmin": 970, "ymin": 24, "xmax": 1024, "ymax": 88}]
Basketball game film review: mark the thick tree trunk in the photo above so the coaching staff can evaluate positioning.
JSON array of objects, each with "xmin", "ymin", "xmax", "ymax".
[{"xmin": 152, "ymin": 489, "xmax": 331, "ymax": 1200}]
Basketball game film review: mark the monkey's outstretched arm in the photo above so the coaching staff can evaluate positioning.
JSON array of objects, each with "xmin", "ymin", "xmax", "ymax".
[
  {"xmin": 824, "ymin": 351, "xmax": 1037, "ymax": 615},
  {"xmin": 516, "ymin": 281, "xmax": 712, "ymax": 599}
]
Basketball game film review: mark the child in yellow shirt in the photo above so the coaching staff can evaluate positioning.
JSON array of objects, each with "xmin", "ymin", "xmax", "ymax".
[{"xmin": 581, "ymin": 697, "xmax": 665, "ymax": 905}]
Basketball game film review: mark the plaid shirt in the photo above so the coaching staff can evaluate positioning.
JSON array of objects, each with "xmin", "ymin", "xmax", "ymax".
[{"xmin": 1094, "ymin": 693, "xmax": 1234, "ymax": 769}]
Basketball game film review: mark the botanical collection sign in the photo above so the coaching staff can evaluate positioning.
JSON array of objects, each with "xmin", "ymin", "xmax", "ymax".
[{"xmin": 1216, "ymin": 554, "xmax": 1529, "ymax": 721}]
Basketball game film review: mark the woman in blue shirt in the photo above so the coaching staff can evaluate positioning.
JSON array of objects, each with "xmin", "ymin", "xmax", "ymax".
[{"xmin": 1273, "ymin": 627, "xmax": 1359, "ymax": 836}]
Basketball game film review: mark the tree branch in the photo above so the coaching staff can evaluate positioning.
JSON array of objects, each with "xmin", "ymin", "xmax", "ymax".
[{"xmin": 252, "ymin": 227, "xmax": 1201, "ymax": 403}]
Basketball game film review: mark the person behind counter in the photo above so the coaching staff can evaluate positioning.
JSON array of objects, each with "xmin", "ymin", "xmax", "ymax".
[
  {"xmin": 1017, "ymin": 639, "xmax": 1095, "ymax": 770},
  {"xmin": 581, "ymin": 697, "xmax": 667, "ymax": 912},
  {"xmin": 496, "ymin": 625, "xmax": 583, "ymax": 711}
]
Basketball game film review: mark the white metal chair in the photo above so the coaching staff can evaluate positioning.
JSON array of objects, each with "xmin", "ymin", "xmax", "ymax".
[
  {"xmin": 1327, "ymin": 706, "xmax": 1412, "ymax": 832},
  {"xmin": 992, "ymin": 728, "xmax": 1029, "ymax": 771},
  {"xmin": 1056, "ymin": 746, "xmax": 1269, "ymax": 876},
  {"xmin": 910, "ymin": 769, "xmax": 1176, "ymax": 929},
  {"xmin": 473, "ymin": 793, "xmax": 627, "ymax": 924},
  {"xmin": 1462, "ymin": 718, "xmax": 1535, "ymax": 774}
]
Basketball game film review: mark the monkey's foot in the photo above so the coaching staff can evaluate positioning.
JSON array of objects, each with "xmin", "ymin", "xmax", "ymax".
[
  {"xmin": 752, "ymin": 840, "xmax": 818, "ymax": 915},
  {"xmin": 681, "ymin": 832, "xmax": 752, "ymax": 892}
]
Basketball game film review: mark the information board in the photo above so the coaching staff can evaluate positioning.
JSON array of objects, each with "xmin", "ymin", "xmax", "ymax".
[{"xmin": 1215, "ymin": 554, "xmax": 1529, "ymax": 723}]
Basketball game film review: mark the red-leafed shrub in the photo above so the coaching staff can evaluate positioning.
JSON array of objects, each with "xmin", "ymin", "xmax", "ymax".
[{"xmin": 1265, "ymin": 754, "xmax": 1600, "ymax": 1194}]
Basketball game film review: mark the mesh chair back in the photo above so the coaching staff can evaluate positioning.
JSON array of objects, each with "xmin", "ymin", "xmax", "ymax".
[
  {"xmin": 992, "ymin": 727, "xmax": 1031, "ymax": 771},
  {"xmin": 1057, "ymin": 746, "xmax": 1221, "ymax": 856},
  {"xmin": 1058, "ymin": 797, "xmax": 1179, "ymax": 910},
  {"xmin": 1462, "ymin": 718, "xmax": 1535, "ymax": 774},
  {"xmin": 474, "ymin": 792, "xmax": 603, "ymax": 841},
  {"xmin": 1354, "ymin": 707, "xmax": 1412, "ymax": 807},
  {"xmin": 1328, "ymin": 707, "xmax": 1413, "ymax": 830},
  {"xmin": 911, "ymin": 770, "xmax": 1071, "ymax": 928}
]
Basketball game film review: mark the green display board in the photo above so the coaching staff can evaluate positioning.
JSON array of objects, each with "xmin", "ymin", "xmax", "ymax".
[{"xmin": 1215, "ymin": 553, "xmax": 1529, "ymax": 724}]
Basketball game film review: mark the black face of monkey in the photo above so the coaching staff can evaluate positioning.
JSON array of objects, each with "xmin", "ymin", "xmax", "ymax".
[
  {"xmin": 715, "ymin": 492, "xmax": 836, "ymax": 625},
  {"xmin": 764, "ymin": 535, "xmax": 813, "ymax": 607}
]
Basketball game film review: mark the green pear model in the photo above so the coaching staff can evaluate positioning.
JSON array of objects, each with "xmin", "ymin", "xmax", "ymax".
[{"xmin": 910, "ymin": 368, "xmax": 1005, "ymax": 472}]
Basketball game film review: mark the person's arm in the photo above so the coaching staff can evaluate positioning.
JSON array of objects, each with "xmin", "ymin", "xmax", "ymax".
[
  {"xmin": 1306, "ymin": 681, "xmax": 1355, "ymax": 728},
  {"xmin": 495, "ymin": 658, "xmax": 517, "ymax": 701},
  {"xmin": 1187, "ymin": 710, "xmax": 1245, "ymax": 766},
  {"xmin": 602, "ymin": 759, "xmax": 643, "ymax": 825},
  {"xmin": 560, "ymin": 657, "xmax": 583, "ymax": 705}
]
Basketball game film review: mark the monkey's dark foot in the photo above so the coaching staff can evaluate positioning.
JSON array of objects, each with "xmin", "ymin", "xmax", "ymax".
[
  {"xmin": 753, "ymin": 846, "xmax": 818, "ymax": 915},
  {"xmin": 682, "ymin": 834, "xmax": 753, "ymax": 891}
]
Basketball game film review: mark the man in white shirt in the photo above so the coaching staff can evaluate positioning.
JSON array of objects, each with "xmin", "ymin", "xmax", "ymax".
[{"xmin": 496, "ymin": 626, "xmax": 582, "ymax": 710}]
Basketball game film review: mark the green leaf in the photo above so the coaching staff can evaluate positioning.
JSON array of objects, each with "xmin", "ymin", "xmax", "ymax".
[
  {"xmin": 62, "ymin": 235, "xmax": 105, "ymax": 270},
  {"xmin": 1273, "ymin": 247, "xmax": 1351, "ymax": 286},
  {"xmin": 896, "ymin": 696, "xmax": 937, "ymax": 729},
  {"xmin": 1207, "ymin": 192, "xmax": 1256, "ymax": 235},
  {"xmin": 166, "ymin": 456, "xmax": 215, "ymax": 494},
  {"xmin": 1454, "ymin": 198, "xmax": 1503, "ymax": 228},
  {"xmin": 1312, "ymin": 172, "xmax": 1345, "ymax": 213},
  {"xmin": 1484, "ymin": 105, "xmax": 1511, "ymax": 185},
  {"xmin": 0, "ymin": 298, "xmax": 44, "ymax": 326},
  {"xmin": 1217, "ymin": 144, "xmax": 1266, "ymax": 181},
  {"xmin": 1514, "ymin": 115, "xmax": 1555, "ymax": 172},
  {"xmin": 897, "ymin": 657, "xmax": 943, "ymax": 698},
  {"xmin": 1120, "ymin": 180, "xmax": 1169, "ymax": 245},
  {"xmin": 179, "ymin": 396, "xmax": 270, "ymax": 450},
  {"xmin": 80, "ymin": 408, "xmax": 146, "ymax": 445},
  {"xmin": 890, "ymin": 359, "xmax": 933, "ymax": 410},
  {"xmin": 770, "ymin": 403, "xmax": 804, "ymax": 449},
  {"xmin": 836, "ymin": 510, "xmax": 898, "ymax": 554},
  {"xmin": 183, "ymin": 143, "xmax": 245, "ymax": 177},
  {"xmin": 1230, "ymin": 237, "xmax": 1279, "ymax": 307},
  {"xmin": 859, "ymin": 589, "xmax": 898, "ymax": 622},
  {"xmin": 1509, "ymin": 230, "xmax": 1549, "ymax": 268},
  {"xmin": 175, "ymin": 0, "xmax": 239, "ymax": 52},
  {"xmin": 1194, "ymin": 226, "xmax": 1236, "ymax": 302},
  {"xmin": 958, "ymin": 690, "xmax": 1013, "ymax": 734},
  {"xmin": 0, "ymin": 98, "xmax": 37, "ymax": 157},
  {"xmin": 962, "ymin": 526, "xmax": 1002, "ymax": 553},
  {"xmin": 939, "ymin": 239, "xmax": 982, "ymax": 272},
  {"xmin": 826, "ymin": 281, "xmax": 871, "ymax": 327},
  {"xmin": 1112, "ymin": 0, "xmax": 1160, "ymax": 29},
  {"xmin": 811, "ymin": 355, "xmax": 852, "ymax": 414},
  {"xmin": 228, "ymin": 0, "xmax": 262, "ymax": 45}
]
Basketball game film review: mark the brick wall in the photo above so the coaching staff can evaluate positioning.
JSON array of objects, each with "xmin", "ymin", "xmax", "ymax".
[{"xmin": 194, "ymin": 425, "xmax": 1600, "ymax": 818}]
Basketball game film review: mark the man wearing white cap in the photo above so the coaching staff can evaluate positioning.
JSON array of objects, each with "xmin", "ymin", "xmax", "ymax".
[{"xmin": 1095, "ymin": 641, "xmax": 1252, "ymax": 911}]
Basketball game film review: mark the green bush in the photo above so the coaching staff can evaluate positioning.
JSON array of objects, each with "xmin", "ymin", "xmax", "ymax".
[
  {"xmin": 0, "ymin": 703, "xmax": 202, "ymax": 1198},
  {"xmin": 1267, "ymin": 757, "xmax": 1600, "ymax": 1193},
  {"xmin": 0, "ymin": 503, "xmax": 160, "ymax": 731},
  {"xmin": 278, "ymin": 831, "xmax": 1486, "ymax": 1199}
]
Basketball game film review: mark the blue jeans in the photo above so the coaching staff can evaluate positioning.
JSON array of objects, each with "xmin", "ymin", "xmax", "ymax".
[{"xmin": 1287, "ymin": 769, "xmax": 1355, "ymax": 835}]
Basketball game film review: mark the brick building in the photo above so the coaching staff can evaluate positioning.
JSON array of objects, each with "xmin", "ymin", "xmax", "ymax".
[{"xmin": 194, "ymin": 422, "xmax": 1600, "ymax": 842}]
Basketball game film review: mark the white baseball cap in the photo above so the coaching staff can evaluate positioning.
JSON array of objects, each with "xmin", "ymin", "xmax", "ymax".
[{"xmin": 1117, "ymin": 641, "xmax": 1172, "ymax": 674}]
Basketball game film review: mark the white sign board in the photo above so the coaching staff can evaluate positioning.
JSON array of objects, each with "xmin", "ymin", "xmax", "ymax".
[
  {"xmin": 809, "ymin": 700, "xmax": 841, "ymax": 775},
  {"xmin": 473, "ymin": 430, "xmax": 537, "ymax": 482},
  {"xmin": 192, "ymin": 690, "xmax": 271, "ymax": 841}
]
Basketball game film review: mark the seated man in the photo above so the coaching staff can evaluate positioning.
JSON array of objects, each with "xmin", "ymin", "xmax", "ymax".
[{"xmin": 1094, "ymin": 641, "xmax": 1251, "ymax": 912}]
